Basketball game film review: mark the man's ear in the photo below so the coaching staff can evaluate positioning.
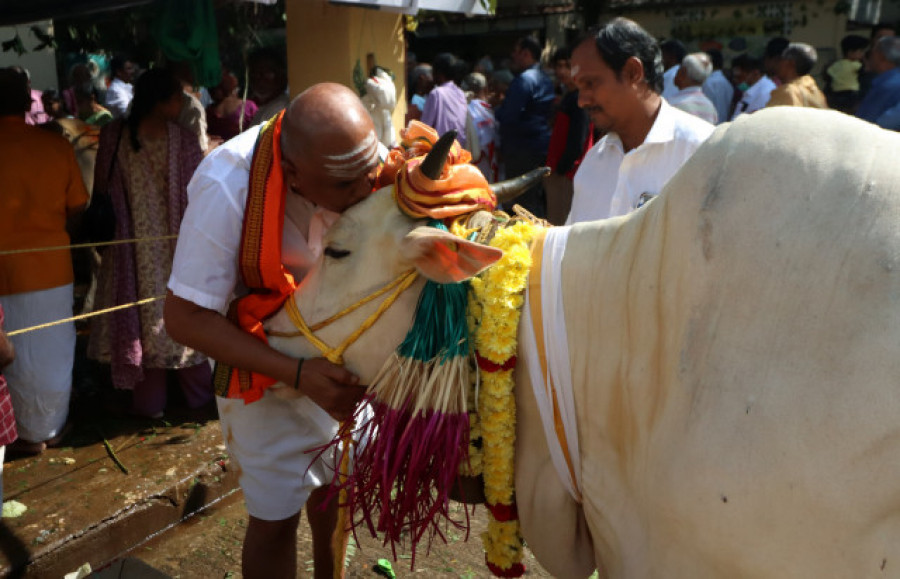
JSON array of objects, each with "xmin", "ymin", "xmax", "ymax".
[
  {"xmin": 622, "ymin": 56, "xmax": 646, "ymax": 87},
  {"xmin": 400, "ymin": 226, "xmax": 503, "ymax": 284}
]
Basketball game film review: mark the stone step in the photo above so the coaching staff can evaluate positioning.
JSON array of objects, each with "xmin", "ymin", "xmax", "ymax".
[{"xmin": 1, "ymin": 412, "xmax": 237, "ymax": 578}]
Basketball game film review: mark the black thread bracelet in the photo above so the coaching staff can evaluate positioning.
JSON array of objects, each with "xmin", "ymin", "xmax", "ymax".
[{"xmin": 293, "ymin": 358, "xmax": 304, "ymax": 390}]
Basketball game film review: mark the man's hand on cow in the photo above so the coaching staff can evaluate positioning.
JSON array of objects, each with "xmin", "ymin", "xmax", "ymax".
[{"xmin": 271, "ymin": 357, "xmax": 365, "ymax": 421}]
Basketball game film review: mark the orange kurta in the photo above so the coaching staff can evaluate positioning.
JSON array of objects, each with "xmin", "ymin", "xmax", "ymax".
[{"xmin": 0, "ymin": 116, "xmax": 89, "ymax": 296}]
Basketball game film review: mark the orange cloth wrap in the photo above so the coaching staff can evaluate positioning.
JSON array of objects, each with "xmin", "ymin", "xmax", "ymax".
[{"xmin": 216, "ymin": 112, "xmax": 297, "ymax": 403}]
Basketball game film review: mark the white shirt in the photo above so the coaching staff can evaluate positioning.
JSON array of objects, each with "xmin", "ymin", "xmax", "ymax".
[
  {"xmin": 702, "ymin": 70, "xmax": 735, "ymax": 125},
  {"xmin": 105, "ymin": 77, "xmax": 133, "ymax": 119},
  {"xmin": 662, "ymin": 65, "xmax": 680, "ymax": 99},
  {"xmin": 567, "ymin": 100, "xmax": 715, "ymax": 225},
  {"xmin": 466, "ymin": 98, "xmax": 498, "ymax": 181},
  {"xmin": 731, "ymin": 75, "xmax": 777, "ymax": 120},
  {"xmin": 168, "ymin": 125, "xmax": 339, "ymax": 314}
]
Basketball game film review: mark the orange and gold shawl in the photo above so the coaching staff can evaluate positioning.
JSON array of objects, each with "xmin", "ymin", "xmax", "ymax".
[{"xmin": 213, "ymin": 112, "xmax": 297, "ymax": 403}]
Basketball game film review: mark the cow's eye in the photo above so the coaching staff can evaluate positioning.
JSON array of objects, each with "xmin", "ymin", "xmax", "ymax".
[{"xmin": 324, "ymin": 247, "xmax": 351, "ymax": 259}]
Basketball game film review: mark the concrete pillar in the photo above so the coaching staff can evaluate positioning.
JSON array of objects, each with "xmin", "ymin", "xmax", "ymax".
[{"xmin": 285, "ymin": 0, "xmax": 407, "ymax": 133}]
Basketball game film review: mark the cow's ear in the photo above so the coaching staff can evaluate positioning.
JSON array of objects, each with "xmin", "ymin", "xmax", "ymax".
[{"xmin": 400, "ymin": 226, "xmax": 503, "ymax": 283}]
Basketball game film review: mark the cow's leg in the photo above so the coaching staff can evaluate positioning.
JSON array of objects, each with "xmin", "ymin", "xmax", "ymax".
[{"xmin": 515, "ymin": 368, "xmax": 597, "ymax": 578}]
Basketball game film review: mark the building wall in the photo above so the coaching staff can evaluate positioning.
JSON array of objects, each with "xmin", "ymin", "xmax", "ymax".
[
  {"xmin": 284, "ymin": 0, "xmax": 407, "ymax": 131},
  {"xmin": 619, "ymin": 1, "xmax": 852, "ymax": 78}
]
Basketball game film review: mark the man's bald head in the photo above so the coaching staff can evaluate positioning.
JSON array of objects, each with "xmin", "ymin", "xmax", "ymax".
[
  {"xmin": 279, "ymin": 83, "xmax": 381, "ymax": 213},
  {"xmin": 281, "ymin": 83, "xmax": 378, "ymax": 177}
]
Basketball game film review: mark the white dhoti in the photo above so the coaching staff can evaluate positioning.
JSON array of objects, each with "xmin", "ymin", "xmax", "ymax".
[
  {"xmin": 0, "ymin": 284, "xmax": 75, "ymax": 443},
  {"xmin": 217, "ymin": 389, "xmax": 340, "ymax": 521}
]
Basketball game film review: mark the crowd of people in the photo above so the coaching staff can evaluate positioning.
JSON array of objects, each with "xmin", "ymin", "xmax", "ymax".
[
  {"xmin": 400, "ymin": 22, "xmax": 899, "ymax": 227},
  {"xmin": 0, "ymin": 47, "xmax": 293, "ymax": 458},
  {"xmin": 1, "ymin": 14, "xmax": 899, "ymax": 577}
]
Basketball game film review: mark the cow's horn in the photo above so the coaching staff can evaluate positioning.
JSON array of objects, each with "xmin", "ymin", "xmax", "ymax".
[
  {"xmin": 490, "ymin": 167, "xmax": 551, "ymax": 204},
  {"xmin": 420, "ymin": 130, "xmax": 457, "ymax": 180}
]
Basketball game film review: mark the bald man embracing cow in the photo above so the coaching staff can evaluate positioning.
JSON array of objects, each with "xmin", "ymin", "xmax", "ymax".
[{"xmin": 164, "ymin": 83, "xmax": 379, "ymax": 578}]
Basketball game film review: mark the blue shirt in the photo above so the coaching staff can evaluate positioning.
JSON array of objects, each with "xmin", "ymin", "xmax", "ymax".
[
  {"xmin": 875, "ymin": 101, "xmax": 900, "ymax": 130},
  {"xmin": 856, "ymin": 68, "xmax": 900, "ymax": 123},
  {"xmin": 495, "ymin": 64, "xmax": 555, "ymax": 155},
  {"xmin": 702, "ymin": 70, "xmax": 735, "ymax": 125}
]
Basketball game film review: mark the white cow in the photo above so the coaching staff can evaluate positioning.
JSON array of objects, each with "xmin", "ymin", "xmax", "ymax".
[{"xmin": 266, "ymin": 108, "xmax": 900, "ymax": 578}]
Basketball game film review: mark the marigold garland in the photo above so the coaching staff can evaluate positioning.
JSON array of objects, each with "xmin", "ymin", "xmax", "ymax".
[{"xmin": 465, "ymin": 220, "xmax": 541, "ymax": 578}]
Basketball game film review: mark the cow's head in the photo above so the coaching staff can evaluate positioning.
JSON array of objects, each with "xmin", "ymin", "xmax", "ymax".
[{"xmin": 265, "ymin": 131, "xmax": 546, "ymax": 383}]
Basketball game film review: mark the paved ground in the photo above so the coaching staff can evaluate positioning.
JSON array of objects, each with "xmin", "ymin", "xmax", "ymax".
[{"xmin": 1, "ymin": 341, "xmax": 557, "ymax": 578}]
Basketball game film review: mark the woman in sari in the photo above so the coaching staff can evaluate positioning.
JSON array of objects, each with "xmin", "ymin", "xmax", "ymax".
[
  {"xmin": 88, "ymin": 68, "xmax": 212, "ymax": 418},
  {"xmin": 205, "ymin": 70, "xmax": 257, "ymax": 142}
]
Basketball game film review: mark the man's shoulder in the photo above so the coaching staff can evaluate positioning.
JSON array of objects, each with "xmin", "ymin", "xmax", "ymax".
[
  {"xmin": 668, "ymin": 105, "xmax": 716, "ymax": 142},
  {"xmin": 521, "ymin": 66, "xmax": 551, "ymax": 85},
  {"xmin": 879, "ymin": 68, "xmax": 900, "ymax": 88},
  {"xmin": 194, "ymin": 124, "xmax": 261, "ymax": 180},
  {"xmin": 757, "ymin": 76, "xmax": 778, "ymax": 92},
  {"xmin": 704, "ymin": 71, "xmax": 731, "ymax": 89},
  {"xmin": 22, "ymin": 123, "xmax": 75, "ymax": 153}
]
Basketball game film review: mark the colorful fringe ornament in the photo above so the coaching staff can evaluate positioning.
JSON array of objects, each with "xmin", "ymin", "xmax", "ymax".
[{"xmin": 332, "ymin": 219, "xmax": 474, "ymax": 567}]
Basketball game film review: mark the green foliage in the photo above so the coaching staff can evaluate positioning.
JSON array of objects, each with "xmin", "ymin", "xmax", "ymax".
[
  {"xmin": 53, "ymin": 0, "xmax": 286, "ymax": 71},
  {"xmin": 478, "ymin": 0, "xmax": 497, "ymax": 13},
  {"xmin": 2, "ymin": 32, "xmax": 26, "ymax": 56},
  {"xmin": 31, "ymin": 25, "xmax": 57, "ymax": 51}
]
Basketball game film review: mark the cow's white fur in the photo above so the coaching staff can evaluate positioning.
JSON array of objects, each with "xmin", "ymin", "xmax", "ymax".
[{"xmin": 265, "ymin": 108, "xmax": 900, "ymax": 578}]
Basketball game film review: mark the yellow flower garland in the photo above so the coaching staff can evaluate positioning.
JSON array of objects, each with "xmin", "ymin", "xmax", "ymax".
[{"xmin": 461, "ymin": 220, "xmax": 541, "ymax": 577}]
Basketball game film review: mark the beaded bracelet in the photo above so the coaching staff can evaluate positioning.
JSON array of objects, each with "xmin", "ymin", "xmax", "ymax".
[{"xmin": 293, "ymin": 358, "xmax": 305, "ymax": 390}]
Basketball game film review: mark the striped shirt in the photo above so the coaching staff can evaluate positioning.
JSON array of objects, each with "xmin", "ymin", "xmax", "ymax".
[
  {"xmin": 0, "ymin": 305, "xmax": 18, "ymax": 447},
  {"xmin": 668, "ymin": 86, "xmax": 719, "ymax": 125}
]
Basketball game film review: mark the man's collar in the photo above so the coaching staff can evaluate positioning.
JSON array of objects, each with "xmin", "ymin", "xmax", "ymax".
[
  {"xmin": 746, "ymin": 75, "xmax": 772, "ymax": 95},
  {"xmin": 643, "ymin": 99, "xmax": 677, "ymax": 146},
  {"xmin": 600, "ymin": 99, "xmax": 675, "ymax": 154}
]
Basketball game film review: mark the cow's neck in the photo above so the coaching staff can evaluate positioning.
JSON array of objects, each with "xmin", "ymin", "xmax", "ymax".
[{"xmin": 557, "ymin": 201, "xmax": 691, "ymax": 546}]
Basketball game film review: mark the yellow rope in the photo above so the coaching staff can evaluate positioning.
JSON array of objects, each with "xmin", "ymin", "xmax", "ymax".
[
  {"xmin": 7, "ymin": 295, "xmax": 165, "ymax": 337},
  {"xmin": 283, "ymin": 269, "xmax": 419, "ymax": 365},
  {"xmin": 331, "ymin": 420, "xmax": 354, "ymax": 579},
  {"xmin": 0, "ymin": 234, "xmax": 178, "ymax": 256},
  {"xmin": 268, "ymin": 269, "xmax": 416, "ymax": 337}
]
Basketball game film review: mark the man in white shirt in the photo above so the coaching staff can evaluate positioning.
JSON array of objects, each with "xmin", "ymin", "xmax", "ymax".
[
  {"xmin": 104, "ymin": 55, "xmax": 135, "ymax": 119},
  {"xmin": 669, "ymin": 52, "xmax": 719, "ymax": 124},
  {"xmin": 566, "ymin": 19, "xmax": 715, "ymax": 225},
  {"xmin": 702, "ymin": 49, "xmax": 735, "ymax": 124},
  {"xmin": 730, "ymin": 54, "xmax": 777, "ymax": 119},
  {"xmin": 164, "ymin": 84, "xmax": 380, "ymax": 579}
]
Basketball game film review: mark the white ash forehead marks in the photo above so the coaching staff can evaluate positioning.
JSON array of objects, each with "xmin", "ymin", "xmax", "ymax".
[
  {"xmin": 571, "ymin": 64, "xmax": 581, "ymax": 78},
  {"xmin": 322, "ymin": 130, "xmax": 380, "ymax": 179}
]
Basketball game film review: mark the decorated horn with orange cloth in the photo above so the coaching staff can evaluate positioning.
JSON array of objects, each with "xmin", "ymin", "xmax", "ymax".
[{"xmin": 375, "ymin": 120, "xmax": 497, "ymax": 220}]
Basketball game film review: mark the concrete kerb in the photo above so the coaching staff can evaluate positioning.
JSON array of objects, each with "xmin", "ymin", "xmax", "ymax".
[{"xmin": 1, "ymin": 419, "xmax": 240, "ymax": 578}]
